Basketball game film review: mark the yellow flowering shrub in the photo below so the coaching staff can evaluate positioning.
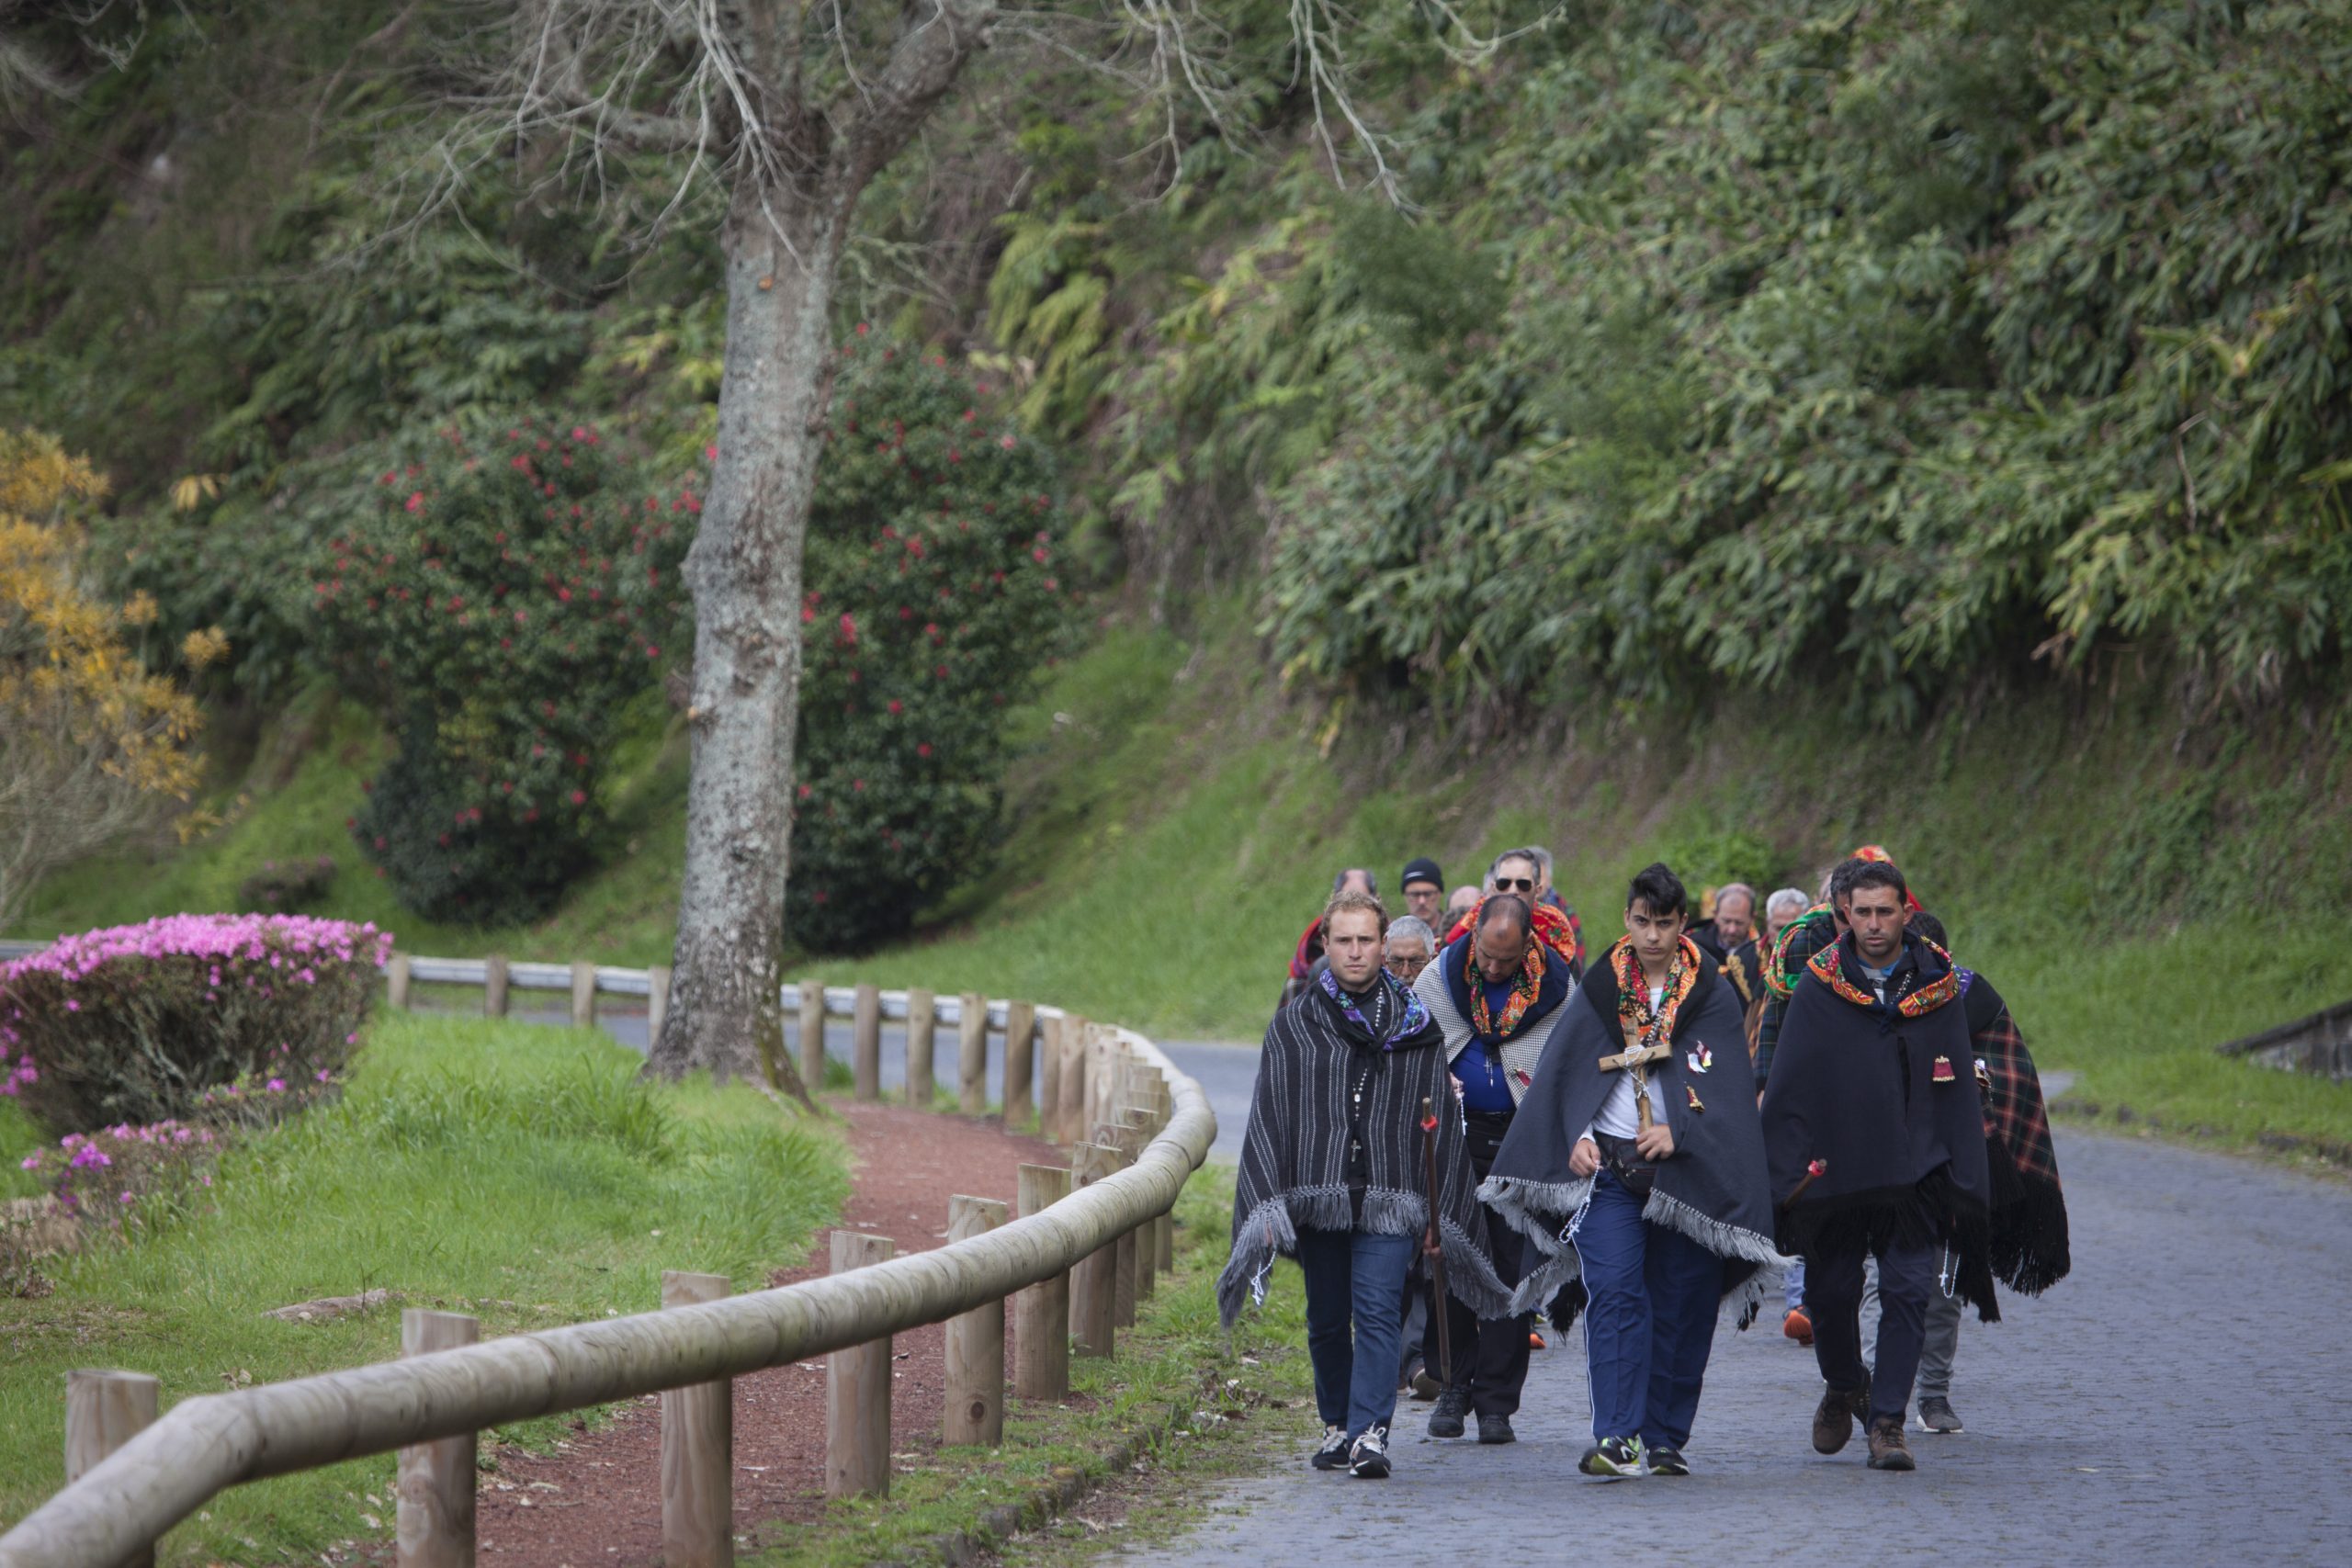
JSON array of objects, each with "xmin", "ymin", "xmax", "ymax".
[{"xmin": 0, "ymin": 430, "xmax": 214, "ymax": 929}]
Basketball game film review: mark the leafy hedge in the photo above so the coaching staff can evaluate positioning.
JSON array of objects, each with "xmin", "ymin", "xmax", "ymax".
[
  {"xmin": 311, "ymin": 420, "xmax": 689, "ymax": 923},
  {"xmin": 789, "ymin": 336, "xmax": 1077, "ymax": 951},
  {"xmin": 0, "ymin": 914, "xmax": 388, "ymax": 1133},
  {"xmin": 1072, "ymin": 1, "xmax": 2352, "ymax": 725}
]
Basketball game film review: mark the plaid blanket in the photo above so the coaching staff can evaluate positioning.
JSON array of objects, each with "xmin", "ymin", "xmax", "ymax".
[{"xmin": 1972, "ymin": 1001, "xmax": 2071, "ymax": 1294}]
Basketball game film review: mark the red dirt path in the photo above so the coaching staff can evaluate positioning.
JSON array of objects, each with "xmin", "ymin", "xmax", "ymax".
[{"xmin": 468, "ymin": 1101, "xmax": 1059, "ymax": 1566}]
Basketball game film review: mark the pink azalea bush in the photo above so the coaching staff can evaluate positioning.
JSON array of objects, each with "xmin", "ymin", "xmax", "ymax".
[{"xmin": 0, "ymin": 915, "xmax": 390, "ymax": 1134}]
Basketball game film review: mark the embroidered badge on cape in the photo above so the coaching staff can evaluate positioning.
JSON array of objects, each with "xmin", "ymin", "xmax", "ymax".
[
  {"xmin": 1686, "ymin": 1041, "xmax": 1713, "ymax": 1076},
  {"xmin": 1932, "ymin": 1055, "xmax": 1957, "ymax": 1084},
  {"xmin": 1686, "ymin": 1084, "xmax": 1704, "ymax": 1112}
]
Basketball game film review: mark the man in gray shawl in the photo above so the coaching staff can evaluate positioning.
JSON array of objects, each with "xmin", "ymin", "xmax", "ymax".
[
  {"xmin": 1481, "ymin": 863, "xmax": 1782, "ymax": 1479},
  {"xmin": 1220, "ymin": 889, "xmax": 1510, "ymax": 1480}
]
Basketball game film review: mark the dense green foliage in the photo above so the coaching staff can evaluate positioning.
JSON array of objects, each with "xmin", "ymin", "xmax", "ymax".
[
  {"xmin": 791, "ymin": 340, "xmax": 1076, "ymax": 951},
  {"xmin": 312, "ymin": 422, "xmax": 689, "ymax": 923},
  {"xmin": 971, "ymin": 1, "xmax": 2352, "ymax": 726}
]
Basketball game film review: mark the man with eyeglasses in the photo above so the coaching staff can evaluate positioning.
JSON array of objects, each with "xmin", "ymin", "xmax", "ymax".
[
  {"xmin": 1399, "ymin": 859, "xmax": 1446, "ymax": 931},
  {"xmin": 1490, "ymin": 848, "xmax": 1585, "ymax": 980},
  {"xmin": 1383, "ymin": 916, "xmax": 1437, "ymax": 986}
]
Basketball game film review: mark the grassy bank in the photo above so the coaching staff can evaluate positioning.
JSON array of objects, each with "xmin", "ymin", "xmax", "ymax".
[
  {"xmin": 15, "ymin": 603, "xmax": 2352, "ymax": 1157},
  {"xmin": 738, "ymin": 1164, "xmax": 1314, "ymax": 1568},
  {"xmin": 0, "ymin": 1014, "xmax": 846, "ymax": 1563}
]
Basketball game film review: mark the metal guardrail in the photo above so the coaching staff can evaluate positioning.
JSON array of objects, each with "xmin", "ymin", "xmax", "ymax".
[{"xmin": 0, "ymin": 964, "xmax": 1206, "ymax": 1568}]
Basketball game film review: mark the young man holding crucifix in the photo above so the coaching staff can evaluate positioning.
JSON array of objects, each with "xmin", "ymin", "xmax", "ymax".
[{"xmin": 1481, "ymin": 865, "xmax": 1781, "ymax": 1479}]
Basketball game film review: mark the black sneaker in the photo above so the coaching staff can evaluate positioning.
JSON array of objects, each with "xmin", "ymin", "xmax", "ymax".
[
  {"xmin": 1578, "ymin": 1436, "xmax": 1644, "ymax": 1477},
  {"xmin": 1427, "ymin": 1386, "xmax": 1468, "ymax": 1438},
  {"xmin": 1916, "ymin": 1396, "xmax": 1963, "ymax": 1434},
  {"xmin": 1476, "ymin": 1411, "xmax": 1515, "ymax": 1445},
  {"xmin": 1309, "ymin": 1424, "xmax": 1351, "ymax": 1471},
  {"xmin": 1646, "ymin": 1445, "xmax": 1690, "ymax": 1476},
  {"xmin": 1349, "ymin": 1425, "xmax": 1392, "ymax": 1479}
]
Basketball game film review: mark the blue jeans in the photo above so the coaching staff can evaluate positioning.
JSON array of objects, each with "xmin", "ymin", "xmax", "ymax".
[
  {"xmin": 1574, "ymin": 1170, "xmax": 1724, "ymax": 1450},
  {"xmin": 1784, "ymin": 1257, "xmax": 1806, "ymax": 1313},
  {"xmin": 1295, "ymin": 1226, "xmax": 1417, "ymax": 1439}
]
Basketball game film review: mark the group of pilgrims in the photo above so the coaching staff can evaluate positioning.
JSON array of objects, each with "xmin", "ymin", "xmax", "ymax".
[{"xmin": 1217, "ymin": 847, "xmax": 2072, "ymax": 1481}]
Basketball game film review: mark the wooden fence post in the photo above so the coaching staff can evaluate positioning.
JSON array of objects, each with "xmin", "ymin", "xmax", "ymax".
[
  {"xmin": 1067, "ymin": 1143, "xmax": 1120, "ymax": 1358},
  {"xmin": 1012, "ymin": 1165, "xmax": 1072, "ymax": 1401},
  {"xmin": 824, "ymin": 1232, "xmax": 895, "ymax": 1498},
  {"xmin": 1120, "ymin": 1109, "xmax": 1158, "ymax": 1303},
  {"xmin": 906, "ymin": 988, "xmax": 936, "ymax": 1110},
  {"xmin": 797, "ymin": 978, "xmax": 828, "ymax": 1090},
  {"xmin": 482, "ymin": 954, "xmax": 510, "ymax": 1020},
  {"xmin": 1001, "ymin": 1000, "xmax": 1036, "ymax": 1132},
  {"xmin": 942, "ymin": 1195, "xmax": 1009, "ymax": 1446},
  {"xmin": 957, "ymin": 993, "xmax": 988, "ymax": 1114},
  {"xmin": 647, "ymin": 964, "xmax": 673, "ymax": 1048},
  {"xmin": 661, "ymin": 1271, "xmax": 733, "ymax": 1568},
  {"xmin": 852, "ymin": 984, "xmax": 883, "ymax": 1101},
  {"xmin": 64, "ymin": 1371, "xmax": 158, "ymax": 1568},
  {"xmin": 1036, "ymin": 1015, "xmax": 1063, "ymax": 1142},
  {"xmin": 1107, "ymin": 1116, "xmax": 1149, "ymax": 1327},
  {"xmin": 386, "ymin": 953, "xmax": 413, "ymax": 1010},
  {"xmin": 395, "ymin": 1310, "xmax": 479, "ymax": 1568},
  {"xmin": 1056, "ymin": 1017, "xmax": 1088, "ymax": 1145},
  {"xmin": 570, "ymin": 961, "xmax": 598, "ymax": 1030}
]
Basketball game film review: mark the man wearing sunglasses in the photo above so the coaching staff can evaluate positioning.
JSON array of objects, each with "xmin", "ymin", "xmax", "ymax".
[{"xmin": 1492, "ymin": 848, "xmax": 1585, "ymax": 980}]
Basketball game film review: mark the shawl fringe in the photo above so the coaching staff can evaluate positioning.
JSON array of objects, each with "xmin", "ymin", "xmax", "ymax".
[
  {"xmin": 1477, "ymin": 1173, "xmax": 1782, "ymax": 1321},
  {"xmin": 1990, "ymin": 1173, "xmax": 2072, "ymax": 1296},
  {"xmin": 1216, "ymin": 1187, "xmax": 1514, "ymax": 1326}
]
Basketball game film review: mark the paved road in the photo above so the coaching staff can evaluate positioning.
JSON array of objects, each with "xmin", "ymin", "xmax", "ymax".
[{"xmin": 1109, "ymin": 1046, "xmax": 2352, "ymax": 1567}]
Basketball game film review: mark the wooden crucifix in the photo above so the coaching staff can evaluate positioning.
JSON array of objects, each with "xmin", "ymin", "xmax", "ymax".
[{"xmin": 1597, "ymin": 1041, "xmax": 1672, "ymax": 1130}]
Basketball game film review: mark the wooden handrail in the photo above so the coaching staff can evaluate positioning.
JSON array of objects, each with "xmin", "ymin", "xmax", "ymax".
[{"xmin": 0, "ymin": 980, "xmax": 1208, "ymax": 1568}]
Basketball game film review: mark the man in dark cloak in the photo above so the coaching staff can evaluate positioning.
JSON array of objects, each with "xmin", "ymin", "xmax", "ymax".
[
  {"xmin": 1482, "ymin": 864, "xmax": 1782, "ymax": 1479},
  {"xmin": 1408, "ymin": 893, "xmax": 1574, "ymax": 1444},
  {"xmin": 1221, "ymin": 889, "xmax": 1510, "ymax": 1480},
  {"xmin": 1861, "ymin": 910, "xmax": 2072, "ymax": 1435},
  {"xmin": 1760, "ymin": 859, "xmax": 1994, "ymax": 1473}
]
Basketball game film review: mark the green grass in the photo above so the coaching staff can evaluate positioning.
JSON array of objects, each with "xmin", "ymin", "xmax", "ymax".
[
  {"xmin": 0, "ymin": 1012, "xmax": 847, "ymax": 1564},
  {"xmin": 17, "ymin": 598, "xmax": 2352, "ymax": 1157},
  {"xmin": 737, "ymin": 1164, "xmax": 1315, "ymax": 1568}
]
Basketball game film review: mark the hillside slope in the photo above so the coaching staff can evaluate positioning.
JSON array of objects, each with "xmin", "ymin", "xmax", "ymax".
[{"xmin": 19, "ymin": 602, "xmax": 2352, "ymax": 1156}]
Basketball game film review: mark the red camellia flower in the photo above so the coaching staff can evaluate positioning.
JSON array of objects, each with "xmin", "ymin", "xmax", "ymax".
[
  {"xmin": 917, "ymin": 742, "xmax": 933, "ymax": 758},
  {"xmin": 797, "ymin": 784, "xmax": 812, "ymax": 799},
  {"xmin": 570, "ymin": 789, "xmax": 587, "ymax": 806},
  {"xmin": 405, "ymin": 491, "xmax": 425, "ymax": 513},
  {"xmin": 888, "ymin": 700, "xmax": 902, "ymax": 715},
  {"xmin": 852, "ymin": 779, "xmax": 865, "ymax": 792}
]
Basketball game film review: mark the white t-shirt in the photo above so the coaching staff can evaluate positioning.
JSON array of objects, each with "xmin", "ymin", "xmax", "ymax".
[{"xmin": 1580, "ymin": 982, "xmax": 1663, "ymax": 1145}]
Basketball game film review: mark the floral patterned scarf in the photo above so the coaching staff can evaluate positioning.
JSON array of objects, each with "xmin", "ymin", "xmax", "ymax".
[
  {"xmin": 1611, "ymin": 933, "xmax": 1702, "ymax": 1048},
  {"xmin": 1467, "ymin": 935, "xmax": 1546, "ymax": 1041}
]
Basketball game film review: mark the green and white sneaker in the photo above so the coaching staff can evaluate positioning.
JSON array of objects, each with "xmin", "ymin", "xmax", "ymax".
[{"xmin": 1578, "ymin": 1436, "xmax": 1645, "ymax": 1477}]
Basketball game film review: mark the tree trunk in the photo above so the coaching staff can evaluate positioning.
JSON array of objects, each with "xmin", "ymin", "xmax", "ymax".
[{"xmin": 650, "ymin": 174, "xmax": 848, "ymax": 1101}]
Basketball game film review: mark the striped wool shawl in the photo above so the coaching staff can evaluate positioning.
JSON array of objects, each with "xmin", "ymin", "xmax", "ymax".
[{"xmin": 1217, "ymin": 977, "xmax": 1511, "ymax": 1328}]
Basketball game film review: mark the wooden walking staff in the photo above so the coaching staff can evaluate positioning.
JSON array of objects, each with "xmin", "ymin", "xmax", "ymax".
[
  {"xmin": 1597, "ymin": 1038, "xmax": 1672, "ymax": 1130},
  {"xmin": 1419, "ymin": 1097, "xmax": 1453, "ymax": 1387}
]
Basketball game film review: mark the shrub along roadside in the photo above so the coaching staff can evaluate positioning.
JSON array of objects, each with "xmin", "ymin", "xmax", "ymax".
[{"xmin": 0, "ymin": 1012, "xmax": 847, "ymax": 1565}]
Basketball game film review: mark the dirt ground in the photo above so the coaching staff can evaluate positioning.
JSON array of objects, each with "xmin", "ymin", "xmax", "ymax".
[{"xmin": 467, "ymin": 1100, "xmax": 1060, "ymax": 1566}]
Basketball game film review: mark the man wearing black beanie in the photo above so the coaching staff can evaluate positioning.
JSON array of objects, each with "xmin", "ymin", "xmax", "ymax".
[{"xmin": 1400, "ymin": 858, "xmax": 1445, "ymax": 930}]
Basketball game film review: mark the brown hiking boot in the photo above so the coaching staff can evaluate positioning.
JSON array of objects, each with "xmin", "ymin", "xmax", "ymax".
[
  {"xmin": 1867, "ymin": 1416, "xmax": 1917, "ymax": 1472},
  {"xmin": 1811, "ymin": 1375, "xmax": 1870, "ymax": 1455}
]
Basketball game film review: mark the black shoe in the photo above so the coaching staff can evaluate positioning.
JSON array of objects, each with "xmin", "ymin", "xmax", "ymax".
[
  {"xmin": 1427, "ymin": 1386, "xmax": 1468, "ymax": 1438},
  {"xmin": 1309, "ymin": 1424, "xmax": 1351, "ymax": 1471},
  {"xmin": 1916, "ymin": 1396, "xmax": 1962, "ymax": 1434},
  {"xmin": 1578, "ymin": 1436, "xmax": 1644, "ymax": 1477},
  {"xmin": 1867, "ymin": 1416, "xmax": 1917, "ymax": 1472},
  {"xmin": 1349, "ymin": 1425, "xmax": 1392, "ymax": 1479},
  {"xmin": 1409, "ymin": 1367, "xmax": 1442, "ymax": 1400},
  {"xmin": 1476, "ymin": 1411, "xmax": 1515, "ymax": 1445},
  {"xmin": 1646, "ymin": 1445, "xmax": 1689, "ymax": 1476},
  {"xmin": 1811, "ymin": 1373, "xmax": 1871, "ymax": 1455}
]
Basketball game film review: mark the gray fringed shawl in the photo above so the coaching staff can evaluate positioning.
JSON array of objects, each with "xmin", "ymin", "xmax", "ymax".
[
  {"xmin": 1217, "ymin": 976, "xmax": 1511, "ymax": 1328},
  {"xmin": 1479, "ymin": 946, "xmax": 1786, "ymax": 1325}
]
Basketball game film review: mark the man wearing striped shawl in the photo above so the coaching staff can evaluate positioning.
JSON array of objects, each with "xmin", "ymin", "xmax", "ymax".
[{"xmin": 1220, "ymin": 890, "xmax": 1510, "ymax": 1480}]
